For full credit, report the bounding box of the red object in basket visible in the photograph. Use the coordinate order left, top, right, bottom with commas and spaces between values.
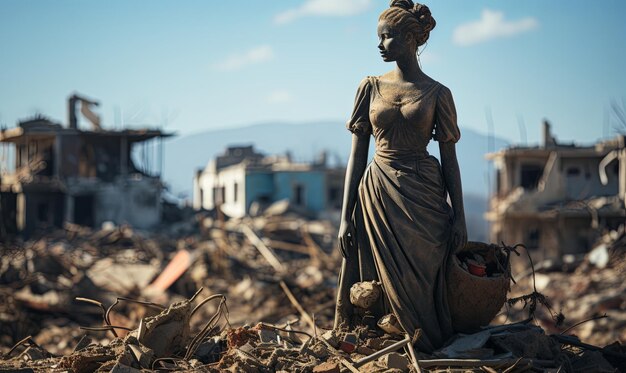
468, 262, 487, 277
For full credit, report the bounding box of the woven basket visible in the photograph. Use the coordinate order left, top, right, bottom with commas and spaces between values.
446, 241, 511, 333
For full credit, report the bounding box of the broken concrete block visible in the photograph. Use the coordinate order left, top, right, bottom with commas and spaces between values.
356, 345, 376, 355
308, 341, 331, 359
321, 330, 339, 348
87, 259, 158, 295
58, 344, 119, 373
15, 286, 68, 311
313, 361, 340, 373
365, 337, 385, 350
350, 281, 381, 309
377, 313, 403, 335
137, 297, 192, 357
127, 343, 154, 369
379, 352, 409, 372
115, 344, 141, 369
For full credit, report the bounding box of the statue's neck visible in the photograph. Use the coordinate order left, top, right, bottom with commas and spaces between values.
395, 54, 422, 82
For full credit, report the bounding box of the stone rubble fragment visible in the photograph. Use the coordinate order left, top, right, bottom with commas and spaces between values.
349, 281, 381, 309
379, 351, 409, 372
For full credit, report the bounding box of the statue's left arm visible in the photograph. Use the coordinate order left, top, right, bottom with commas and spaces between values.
439, 141, 467, 251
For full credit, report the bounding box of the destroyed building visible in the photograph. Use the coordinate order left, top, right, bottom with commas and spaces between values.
0, 94, 173, 237
193, 145, 345, 218
486, 121, 626, 258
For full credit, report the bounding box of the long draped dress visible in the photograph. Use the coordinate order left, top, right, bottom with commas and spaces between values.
335, 76, 461, 353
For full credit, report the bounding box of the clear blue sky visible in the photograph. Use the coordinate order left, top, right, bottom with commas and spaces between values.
1, 0, 625, 145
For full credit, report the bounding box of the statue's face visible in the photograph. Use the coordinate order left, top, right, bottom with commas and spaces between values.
377, 19, 412, 62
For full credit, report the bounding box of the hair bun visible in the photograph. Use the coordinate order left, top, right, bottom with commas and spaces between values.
412, 3, 436, 33
383, 1, 436, 47
389, 1, 436, 34
389, 0, 414, 11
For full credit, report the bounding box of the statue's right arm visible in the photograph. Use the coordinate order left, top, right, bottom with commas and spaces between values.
338, 133, 370, 258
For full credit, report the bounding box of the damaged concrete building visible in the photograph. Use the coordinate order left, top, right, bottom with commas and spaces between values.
486, 121, 626, 258
193, 145, 345, 218
0, 94, 172, 237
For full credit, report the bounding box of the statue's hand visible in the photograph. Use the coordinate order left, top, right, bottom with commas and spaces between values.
338, 219, 356, 258
451, 217, 468, 252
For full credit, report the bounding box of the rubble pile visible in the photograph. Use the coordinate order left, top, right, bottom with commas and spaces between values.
2, 291, 624, 372
0, 223, 174, 357
0, 206, 343, 366
0, 211, 624, 372
497, 226, 626, 348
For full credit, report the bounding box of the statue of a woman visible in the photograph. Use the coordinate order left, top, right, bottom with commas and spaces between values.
335, 0, 467, 353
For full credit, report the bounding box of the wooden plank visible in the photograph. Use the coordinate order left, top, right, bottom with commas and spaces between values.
242, 224, 285, 273
279, 280, 315, 330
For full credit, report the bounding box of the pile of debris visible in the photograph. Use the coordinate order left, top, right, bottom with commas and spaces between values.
1, 208, 625, 372
2, 288, 624, 372
0, 204, 341, 359
0, 223, 173, 357
498, 226, 626, 348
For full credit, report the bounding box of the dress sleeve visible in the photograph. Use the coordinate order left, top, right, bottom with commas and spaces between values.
346, 78, 373, 136
433, 85, 461, 143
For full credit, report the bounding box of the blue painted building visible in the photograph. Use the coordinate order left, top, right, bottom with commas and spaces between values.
194, 146, 344, 218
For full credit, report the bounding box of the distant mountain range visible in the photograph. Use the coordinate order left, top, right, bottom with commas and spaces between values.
161, 121, 509, 241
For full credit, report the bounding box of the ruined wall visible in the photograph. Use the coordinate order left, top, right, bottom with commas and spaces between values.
557, 216, 596, 255
95, 178, 161, 229
561, 157, 619, 199
492, 213, 609, 261
273, 171, 326, 213
194, 168, 215, 211
0, 192, 18, 235
325, 169, 345, 210
493, 216, 560, 261
194, 162, 247, 213
510, 155, 549, 193
215, 165, 246, 218
21, 191, 65, 235
67, 177, 162, 230
245, 172, 274, 212
56, 134, 81, 178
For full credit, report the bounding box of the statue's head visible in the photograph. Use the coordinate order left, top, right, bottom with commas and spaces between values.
377, 0, 436, 62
